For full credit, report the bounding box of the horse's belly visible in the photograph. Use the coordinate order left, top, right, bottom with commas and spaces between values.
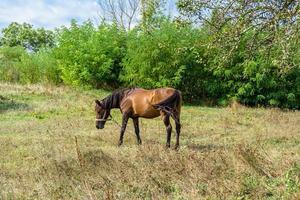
133, 107, 160, 118
139, 110, 160, 118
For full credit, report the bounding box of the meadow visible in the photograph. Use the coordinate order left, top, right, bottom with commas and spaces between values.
0, 82, 299, 199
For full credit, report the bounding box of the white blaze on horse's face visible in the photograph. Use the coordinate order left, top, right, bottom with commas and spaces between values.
95, 100, 106, 129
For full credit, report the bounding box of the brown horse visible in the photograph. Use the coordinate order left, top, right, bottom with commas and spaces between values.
94, 88, 182, 148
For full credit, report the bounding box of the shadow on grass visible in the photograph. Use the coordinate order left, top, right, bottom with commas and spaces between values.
0, 95, 29, 113
83, 149, 116, 168
187, 144, 223, 152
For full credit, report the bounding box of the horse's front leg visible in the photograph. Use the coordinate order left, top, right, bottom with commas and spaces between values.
133, 117, 142, 145
118, 114, 129, 146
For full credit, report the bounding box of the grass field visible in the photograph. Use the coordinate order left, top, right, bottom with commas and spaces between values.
0, 82, 299, 200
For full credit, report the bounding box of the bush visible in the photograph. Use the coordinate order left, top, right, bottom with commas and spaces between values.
0, 46, 26, 82
0, 46, 61, 84
204, 29, 300, 109
1, 19, 299, 108
17, 49, 61, 84
54, 20, 126, 88
121, 19, 208, 102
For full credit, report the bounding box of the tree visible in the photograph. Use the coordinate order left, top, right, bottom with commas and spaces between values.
0, 22, 55, 52
121, 19, 205, 98
177, 0, 300, 69
54, 20, 126, 88
96, 0, 169, 30
176, 0, 300, 108
140, 0, 162, 29
97, 0, 141, 30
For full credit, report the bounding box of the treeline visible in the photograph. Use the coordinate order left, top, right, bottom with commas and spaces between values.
0, 0, 299, 108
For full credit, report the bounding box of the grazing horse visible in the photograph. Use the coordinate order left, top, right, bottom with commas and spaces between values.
94, 88, 182, 149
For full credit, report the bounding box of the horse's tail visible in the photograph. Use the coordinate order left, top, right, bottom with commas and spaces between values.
177, 90, 182, 116
153, 89, 182, 115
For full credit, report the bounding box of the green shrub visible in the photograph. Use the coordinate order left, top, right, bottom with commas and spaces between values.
0, 46, 26, 82
1, 18, 299, 109
121, 19, 208, 102
0, 46, 60, 84
204, 29, 300, 109
17, 49, 61, 84
54, 20, 126, 88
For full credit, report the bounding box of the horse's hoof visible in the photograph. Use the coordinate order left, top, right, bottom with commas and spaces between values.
174, 145, 180, 150
118, 141, 123, 146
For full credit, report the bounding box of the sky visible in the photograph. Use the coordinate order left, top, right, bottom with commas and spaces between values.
0, 0, 101, 29
0, 0, 177, 30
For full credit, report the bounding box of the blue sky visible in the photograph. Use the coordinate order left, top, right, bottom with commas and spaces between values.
0, 0, 177, 30
0, 0, 101, 29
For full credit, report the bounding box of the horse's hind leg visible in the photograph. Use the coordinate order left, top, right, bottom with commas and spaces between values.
175, 118, 181, 150
118, 114, 129, 146
171, 114, 181, 150
133, 117, 142, 145
163, 115, 172, 148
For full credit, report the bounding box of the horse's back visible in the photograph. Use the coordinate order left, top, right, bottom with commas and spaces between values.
121, 88, 178, 118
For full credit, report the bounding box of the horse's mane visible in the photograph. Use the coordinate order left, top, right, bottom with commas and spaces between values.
102, 87, 136, 109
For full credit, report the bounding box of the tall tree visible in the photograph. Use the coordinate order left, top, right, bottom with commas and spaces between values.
97, 0, 170, 30
177, 0, 300, 69
0, 22, 55, 52
97, 0, 140, 30
175, 0, 300, 108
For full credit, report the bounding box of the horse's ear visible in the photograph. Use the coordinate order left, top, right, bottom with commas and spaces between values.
95, 100, 101, 106
95, 100, 104, 108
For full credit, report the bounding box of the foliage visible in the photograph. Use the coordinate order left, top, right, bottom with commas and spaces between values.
122, 19, 208, 102
203, 27, 300, 108
0, 46, 26, 82
176, 0, 300, 108
0, 0, 299, 108
140, 0, 164, 30
0, 46, 60, 84
18, 49, 61, 84
54, 20, 126, 88
0, 22, 55, 52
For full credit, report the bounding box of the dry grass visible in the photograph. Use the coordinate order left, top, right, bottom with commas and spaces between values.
0, 82, 299, 199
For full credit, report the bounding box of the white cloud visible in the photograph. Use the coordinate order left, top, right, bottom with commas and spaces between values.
0, 0, 101, 29
0, 0, 179, 30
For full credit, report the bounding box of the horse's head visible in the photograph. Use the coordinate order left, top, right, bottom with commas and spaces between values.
95, 100, 110, 129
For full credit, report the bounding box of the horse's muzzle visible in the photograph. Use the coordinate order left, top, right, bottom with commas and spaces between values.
96, 125, 104, 129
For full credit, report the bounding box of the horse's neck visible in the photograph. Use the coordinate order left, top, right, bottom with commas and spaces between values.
104, 90, 124, 109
